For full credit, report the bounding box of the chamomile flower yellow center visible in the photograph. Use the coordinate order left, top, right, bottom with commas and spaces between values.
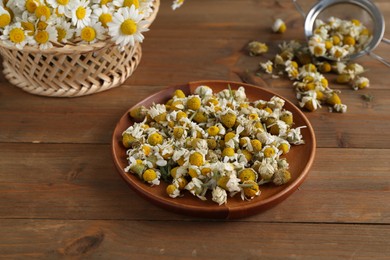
0, 13, 11, 28
21, 21, 35, 35
187, 96, 201, 110
207, 125, 219, 136
57, 0, 69, 5
222, 147, 235, 157
76, 6, 87, 20
100, 0, 113, 5
143, 169, 157, 182
80, 26, 96, 42
148, 132, 163, 146
9, 28, 25, 43
238, 169, 256, 182
99, 13, 112, 28
25, 0, 40, 13
37, 21, 48, 30
56, 27, 66, 42
34, 30, 50, 44
189, 152, 203, 166
174, 89, 186, 98
120, 19, 137, 35
35, 5, 51, 20
123, 0, 139, 8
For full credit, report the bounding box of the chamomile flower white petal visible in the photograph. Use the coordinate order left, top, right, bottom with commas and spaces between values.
172, 0, 184, 10
113, 0, 139, 9
46, 0, 76, 15
53, 16, 75, 43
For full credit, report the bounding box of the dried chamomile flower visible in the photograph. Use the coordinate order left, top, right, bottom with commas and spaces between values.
272, 18, 286, 33
122, 85, 306, 205
212, 186, 227, 205
260, 60, 273, 74
247, 41, 268, 56
309, 17, 372, 60
352, 76, 369, 90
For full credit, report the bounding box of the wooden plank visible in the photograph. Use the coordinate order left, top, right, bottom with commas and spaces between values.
0, 219, 388, 259
0, 144, 388, 223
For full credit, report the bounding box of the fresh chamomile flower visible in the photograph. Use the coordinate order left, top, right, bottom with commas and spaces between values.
0, 5, 12, 29
53, 16, 75, 43
9, 0, 40, 14
0, 22, 31, 49
107, 5, 149, 48
33, 24, 58, 50
172, 0, 184, 10
91, 0, 113, 6
113, 0, 139, 9
76, 19, 105, 44
69, 0, 92, 28
138, 0, 154, 19
91, 4, 114, 28
46, 0, 76, 15
34, 3, 51, 21
15, 11, 36, 36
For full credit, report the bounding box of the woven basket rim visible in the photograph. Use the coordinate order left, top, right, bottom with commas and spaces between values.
0, 0, 160, 54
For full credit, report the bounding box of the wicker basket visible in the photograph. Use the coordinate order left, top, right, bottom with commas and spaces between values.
0, 0, 160, 97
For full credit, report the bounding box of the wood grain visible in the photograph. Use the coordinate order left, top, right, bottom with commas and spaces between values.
0, 0, 389, 258
0, 144, 388, 223
0, 219, 389, 259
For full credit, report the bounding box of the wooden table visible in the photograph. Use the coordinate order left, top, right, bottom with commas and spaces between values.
1, 0, 389, 258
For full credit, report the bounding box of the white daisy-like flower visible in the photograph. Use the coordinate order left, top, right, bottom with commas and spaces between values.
53, 17, 75, 43
107, 5, 148, 48
113, 0, 139, 8
0, 5, 12, 29
0, 22, 32, 49
139, 0, 154, 18
46, 0, 76, 15
91, 4, 114, 28
15, 11, 37, 37
172, 0, 184, 10
68, 0, 92, 28
7, 0, 40, 14
91, 0, 114, 6
76, 19, 105, 44
33, 25, 58, 50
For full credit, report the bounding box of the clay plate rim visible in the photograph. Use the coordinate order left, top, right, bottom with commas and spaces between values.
112, 80, 316, 219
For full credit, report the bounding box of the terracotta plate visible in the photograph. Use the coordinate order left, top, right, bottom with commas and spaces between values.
112, 80, 316, 219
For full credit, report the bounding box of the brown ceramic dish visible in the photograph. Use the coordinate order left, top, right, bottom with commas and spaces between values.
112, 80, 316, 219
